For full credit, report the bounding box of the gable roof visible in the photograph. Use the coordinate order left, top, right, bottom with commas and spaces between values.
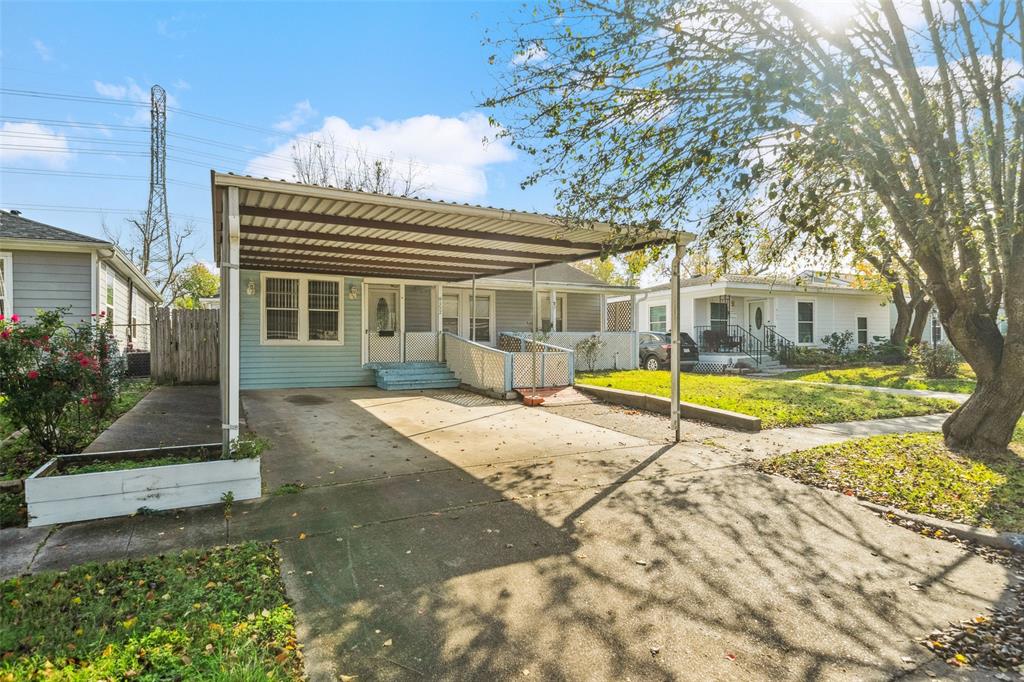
1, 210, 107, 243
483, 262, 618, 287
642, 272, 858, 292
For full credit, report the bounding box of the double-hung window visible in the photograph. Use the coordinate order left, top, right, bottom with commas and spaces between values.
649, 305, 667, 333
797, 301, 814, 344
857, 316, 868, 345
0, 252, 11, 317
105, 270, 115, 321
262, 274, 342, 344
709, 302, 729, 331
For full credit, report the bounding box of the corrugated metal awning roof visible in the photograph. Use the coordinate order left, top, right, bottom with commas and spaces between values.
211, 173, 692, 282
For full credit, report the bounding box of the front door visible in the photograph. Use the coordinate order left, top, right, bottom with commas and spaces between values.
366, 286, 401, 363
747, 300, 766, 343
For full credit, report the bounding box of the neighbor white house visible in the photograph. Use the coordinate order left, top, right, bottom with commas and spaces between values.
613, 271, 891, 368
0, 210, 163, 351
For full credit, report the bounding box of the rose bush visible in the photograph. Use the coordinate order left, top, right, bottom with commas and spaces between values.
0, 308, 125, 454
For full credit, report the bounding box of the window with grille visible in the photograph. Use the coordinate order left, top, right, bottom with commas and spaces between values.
472, 294, 491, 342
308, 280, 339, 341
649, 305, 667, 333
710, 302, 729, 331
265, 277, 300, 340
262, 274, 344, 344
537, 293, 566, 332
857, 316, 868, 345
442, 294, 460, 334
797, 301, 815, 344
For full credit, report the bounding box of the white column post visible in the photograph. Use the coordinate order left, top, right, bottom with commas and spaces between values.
531, 265, 538, 395
670, 241, 683, 443
398, 284, 406, 361
600, 294, 607, 332
549, 289, 558, 333
436, 284, 444, 360
470, 275, 477, 342
221, 186, 241, 454
631, 293, 640, 369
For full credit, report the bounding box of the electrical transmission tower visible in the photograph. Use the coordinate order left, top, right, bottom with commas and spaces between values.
144, 84, 171, 290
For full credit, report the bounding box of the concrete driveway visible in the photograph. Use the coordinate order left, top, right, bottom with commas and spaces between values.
236, 387, 1014, 681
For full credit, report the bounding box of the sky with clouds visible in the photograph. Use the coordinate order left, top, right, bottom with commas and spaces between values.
0, 2, 548, 265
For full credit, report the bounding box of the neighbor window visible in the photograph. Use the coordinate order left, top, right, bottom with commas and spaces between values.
649, 305, 667, 333
105, 270, 115, 321
0, 252, 11, 317
797, 301, 814, 344
857, 316, 868, 345
472, 294, 492, 342
262, 274, 343, 344
931, 315, 942, 344
710, 301, 729, 331
442, 294, 460, 335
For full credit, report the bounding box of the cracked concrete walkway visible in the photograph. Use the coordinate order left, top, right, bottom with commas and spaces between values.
0, 388, 1009, 681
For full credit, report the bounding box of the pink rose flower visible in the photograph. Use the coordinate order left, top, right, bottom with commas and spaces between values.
27, 370, 39, 379
9, 314, 19, 323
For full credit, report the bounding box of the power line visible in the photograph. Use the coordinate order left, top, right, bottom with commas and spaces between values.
4, 202, 208, 222
0, 166, 207, 190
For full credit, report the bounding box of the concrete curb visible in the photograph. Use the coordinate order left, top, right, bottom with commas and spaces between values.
575, 384, 761, 432
857, 499, 1024, 554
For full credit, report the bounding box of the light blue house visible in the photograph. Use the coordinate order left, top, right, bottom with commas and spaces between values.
211, 174, 686, 447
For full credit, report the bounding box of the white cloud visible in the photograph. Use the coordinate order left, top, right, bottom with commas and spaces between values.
511, 43, 548, 66
273, 100, 317, 133
93, 78, 179, 124
245, 112, 516, 202
0, 122, 72, 167
32, 39, 53, 62
173, 79, 191, 91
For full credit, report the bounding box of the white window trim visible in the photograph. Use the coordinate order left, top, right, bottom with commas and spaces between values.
709, 300, 730, 328
0, 252, 12, 317
796, 299, 815, 346
648, 304, 668, 333
856, 315, 869, 345
260, 272, 345, 346
469, 290, 497, 344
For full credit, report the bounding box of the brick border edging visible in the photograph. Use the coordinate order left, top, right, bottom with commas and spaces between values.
574, 384, 761, 432
857, 499, 1024, 554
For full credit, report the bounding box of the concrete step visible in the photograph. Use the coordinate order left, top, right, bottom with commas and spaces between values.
366, 361, 446, 370
376, 378, 461, 391
375, 368, 457, 381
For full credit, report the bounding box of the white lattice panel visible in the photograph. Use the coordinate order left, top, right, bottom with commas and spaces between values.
443, 334, 508, 394
404, 332, 439, 362
542, 332, 637, 371
368, 334, 401, 363
510, 352, 572, 388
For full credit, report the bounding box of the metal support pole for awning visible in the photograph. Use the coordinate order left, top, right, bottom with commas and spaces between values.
471, 275, 477, 342
531, 264, 538, 397
670, 240, 683, 443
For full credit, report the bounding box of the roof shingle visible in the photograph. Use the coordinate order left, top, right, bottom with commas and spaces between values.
1, 210, 107, 244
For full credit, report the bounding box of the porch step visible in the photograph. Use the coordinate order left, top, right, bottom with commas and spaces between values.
372, 362, 461, 391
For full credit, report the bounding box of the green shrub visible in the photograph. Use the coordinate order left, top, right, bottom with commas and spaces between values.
574, 334, 606, 372
0, 309, 125, 454
872, 340, 909, 365
910, 343, 962, 379
820, 330, 854, 356
785, 347, 839, 367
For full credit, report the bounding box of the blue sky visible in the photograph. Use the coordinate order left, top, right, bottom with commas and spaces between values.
0, 1, 549, 265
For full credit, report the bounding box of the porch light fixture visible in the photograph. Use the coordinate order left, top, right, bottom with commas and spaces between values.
348, 285, 359, 300
246, 279, 256, 296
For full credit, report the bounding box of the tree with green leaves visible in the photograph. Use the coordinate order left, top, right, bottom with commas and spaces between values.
172, 263, 219, 309
487, 0, 1023, 451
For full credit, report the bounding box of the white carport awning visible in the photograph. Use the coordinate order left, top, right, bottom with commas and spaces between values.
211, 173, 692, 281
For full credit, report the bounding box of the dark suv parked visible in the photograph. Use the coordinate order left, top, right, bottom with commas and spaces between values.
639, 332, 699, 371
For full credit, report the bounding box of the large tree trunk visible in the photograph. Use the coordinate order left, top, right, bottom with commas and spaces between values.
943, 372, 1024, 451
889, 281, 912, 345
907, 299, 932, 346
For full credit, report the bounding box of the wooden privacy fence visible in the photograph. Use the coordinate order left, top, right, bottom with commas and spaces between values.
149, 308, 219, 384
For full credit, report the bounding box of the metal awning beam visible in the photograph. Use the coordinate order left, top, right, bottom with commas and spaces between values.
239, 237, 516, 270
238, 250, 489, 275
241, 225, 566, 261
239, 259, 465, 282
240, 205, 605, 251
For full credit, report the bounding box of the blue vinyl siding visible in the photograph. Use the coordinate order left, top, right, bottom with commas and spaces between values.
239, 270, 373, 389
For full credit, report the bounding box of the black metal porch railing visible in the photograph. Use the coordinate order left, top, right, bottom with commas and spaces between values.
694, 324, 765, 365
764, 325, 795, 364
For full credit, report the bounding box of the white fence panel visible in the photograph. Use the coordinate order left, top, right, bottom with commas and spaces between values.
443, 333, 509, 395
404, 331, 439, 361
501, 332, 636, 371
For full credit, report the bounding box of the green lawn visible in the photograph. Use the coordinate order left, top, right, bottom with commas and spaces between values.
0, 380, 153, 481
576, 370, 960, 428
758, 425, 1024, 532
0, 543, 302, 680
780, 364, 976, 394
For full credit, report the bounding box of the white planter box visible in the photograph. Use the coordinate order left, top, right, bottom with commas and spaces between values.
25, 445, 261, 527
